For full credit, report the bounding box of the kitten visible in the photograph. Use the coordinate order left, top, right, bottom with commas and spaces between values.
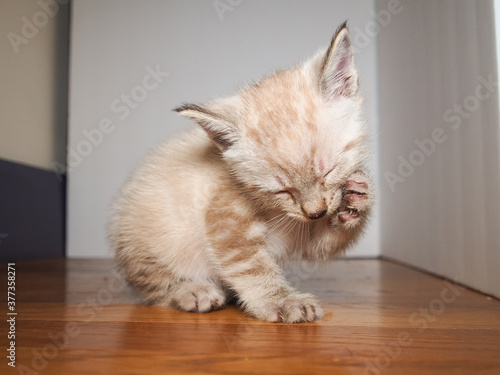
108, 22, 373, 323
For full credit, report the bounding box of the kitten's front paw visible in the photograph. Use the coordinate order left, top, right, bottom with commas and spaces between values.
168, 281, 226, 313
246, 293, 324, 323
335, 170, 372, 226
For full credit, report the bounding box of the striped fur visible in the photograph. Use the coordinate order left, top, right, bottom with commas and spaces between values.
108, 24, 373, 323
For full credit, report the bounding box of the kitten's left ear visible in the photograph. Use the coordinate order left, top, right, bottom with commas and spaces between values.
320, 22, 359, 101
174, 102, 238, 151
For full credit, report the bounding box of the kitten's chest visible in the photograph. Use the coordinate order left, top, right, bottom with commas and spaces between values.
265, 217, 319, 257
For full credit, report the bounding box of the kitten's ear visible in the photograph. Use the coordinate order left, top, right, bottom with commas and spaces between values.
320, 22, 359, 101
174, 103, 237, 151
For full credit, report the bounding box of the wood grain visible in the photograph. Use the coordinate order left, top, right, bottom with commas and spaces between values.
1, 259, 499, 374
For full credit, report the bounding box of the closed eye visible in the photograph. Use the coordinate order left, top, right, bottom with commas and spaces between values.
274, 190, 294, 198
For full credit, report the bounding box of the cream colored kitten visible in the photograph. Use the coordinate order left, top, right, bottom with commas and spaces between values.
108, 23, 373, 323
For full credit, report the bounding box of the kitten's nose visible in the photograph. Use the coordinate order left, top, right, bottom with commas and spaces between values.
307, 209, 327, 220
302, 196, 328, 220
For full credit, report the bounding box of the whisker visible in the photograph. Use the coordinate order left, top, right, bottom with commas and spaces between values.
264, 215, 288, 234
283, 220, 298, 238
265, 214, 289, 237
300, 222, 305, 254
263, 213, 286, 225
270, 217, 294, 239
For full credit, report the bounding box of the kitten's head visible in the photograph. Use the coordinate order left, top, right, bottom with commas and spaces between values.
175, 22, 368, 222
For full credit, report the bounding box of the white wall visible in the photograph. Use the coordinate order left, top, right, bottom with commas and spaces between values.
496, 0, 500, 148
377, 0, 500, 298
0, 0, 68, 169
68, 0, 380, 258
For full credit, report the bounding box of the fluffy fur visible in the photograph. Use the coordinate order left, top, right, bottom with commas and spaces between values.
108, 23, 373, 323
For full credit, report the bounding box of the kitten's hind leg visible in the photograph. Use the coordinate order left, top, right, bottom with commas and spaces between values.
118, 255, 226, 313
165, 280, 226, 313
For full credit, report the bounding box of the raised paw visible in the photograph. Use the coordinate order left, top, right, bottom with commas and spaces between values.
246, 293, 324, 323
337, 170, 372, 225
168, 281, 226, 313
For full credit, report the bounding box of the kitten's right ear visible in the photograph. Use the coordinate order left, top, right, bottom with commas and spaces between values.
174, 103, 237, 151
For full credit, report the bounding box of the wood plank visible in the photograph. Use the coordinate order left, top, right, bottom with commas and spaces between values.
0, 259, 498, 374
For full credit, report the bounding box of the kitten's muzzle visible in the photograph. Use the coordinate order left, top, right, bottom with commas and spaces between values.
301, 198, 328, 220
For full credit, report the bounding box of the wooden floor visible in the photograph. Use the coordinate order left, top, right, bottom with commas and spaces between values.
1, 259, 499, 374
